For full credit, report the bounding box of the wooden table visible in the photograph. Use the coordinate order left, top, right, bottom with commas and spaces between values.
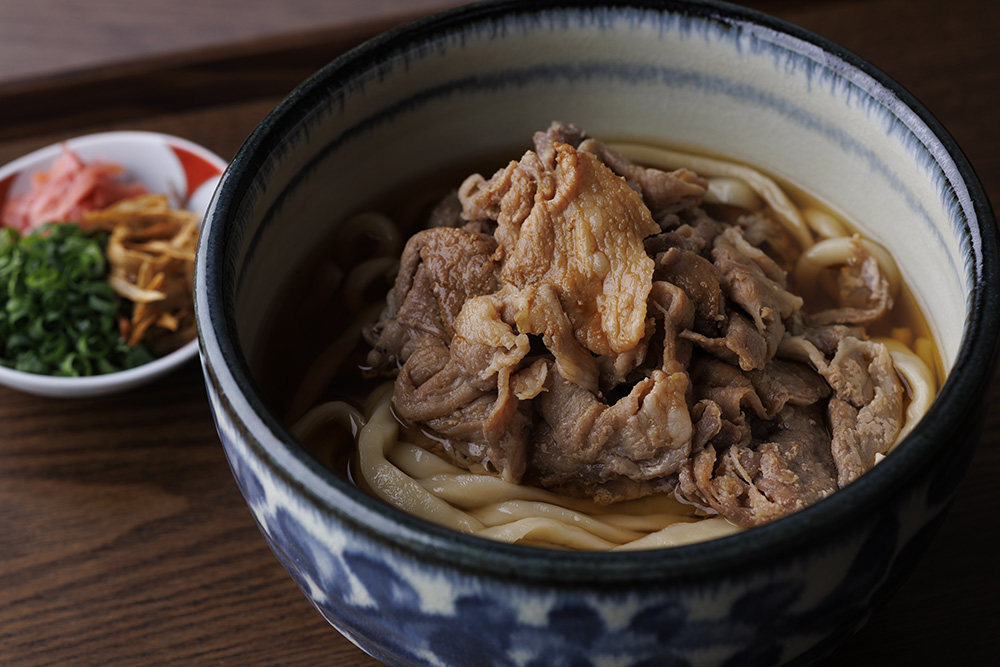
1, 1, 997, 665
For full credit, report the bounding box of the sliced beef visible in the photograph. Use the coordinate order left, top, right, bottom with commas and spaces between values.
460, 140, 660, 359
532, 121, 590, 168
654, 245, 726, 329
597, 316, 655, 391
676, 208, 727, 247
648, 280, 696, 375
807, 239, 893, 327
679, 404, 839, 527
531, 369, 693, 504
789, 319, 868, 357
747, 359, 831, 416
690, 355, 768, 422
427, 189, 464, 228
577, 139, 708, 219
501, 283, 600, 393
362, 122, 913, 529
644, 226, 707, 256
365, 227, 500, 370
820, 336, 904, 486
712, 226, 803, 364
532, 121, 708, 220
736, 210, 800, 273
682, 311, 770, 372
690, 399, 750, 452
392, 334, 532, 482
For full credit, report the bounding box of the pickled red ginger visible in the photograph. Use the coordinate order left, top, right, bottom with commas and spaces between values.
1, 145, 147, 231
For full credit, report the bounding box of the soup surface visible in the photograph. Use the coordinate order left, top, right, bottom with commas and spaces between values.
259, 122, 939, 551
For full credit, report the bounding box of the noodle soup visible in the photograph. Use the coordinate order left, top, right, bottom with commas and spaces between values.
257, 123, 940, 551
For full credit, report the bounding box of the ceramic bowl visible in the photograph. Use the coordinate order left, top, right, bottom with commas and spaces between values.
0, 130, 226, 398
194, 1, 999, 665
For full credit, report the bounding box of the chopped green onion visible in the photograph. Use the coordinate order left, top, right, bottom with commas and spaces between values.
0, 223, 154, 377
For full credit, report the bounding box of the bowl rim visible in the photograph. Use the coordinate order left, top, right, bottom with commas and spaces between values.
197, 0, 1000, 583
0, 130, 226, 398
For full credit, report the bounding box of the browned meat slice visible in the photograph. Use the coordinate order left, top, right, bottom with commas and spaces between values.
820, 336, 903, 486
644, 226, 707, 256
786, 318, 868, 357
456, 283, 600, 394
746, 359, 831, 416
532, 121, 708, 221
654, 246, 726, 329
681, 312, 770, 371
598, 279, 696, 393
688, 353, 828, 429
648, 280, 696, 375
393, 339, 484, 422
679, 404, 839, 527
743, 405, 840, 523
361, 123, 911, 528
578, 139, 708, 219
712, 226, 803, 364
689, 354, 768, 423
597, 317, 655, 391
736, 211, 800, 273
392, 334, 532, 482
460, 140, 660, 361
807, 240, 893, 327
689, 399, 750, 452
679, 208, 727, 247
365, 227, 500, 370
678, 353, 835, 527
532, 121, 589, 168
505, 283, 600, 393
531, 369, 693, 504
427, 190, 463, 228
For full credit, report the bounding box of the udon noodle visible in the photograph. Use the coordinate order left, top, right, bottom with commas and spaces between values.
279, 124, 938, 551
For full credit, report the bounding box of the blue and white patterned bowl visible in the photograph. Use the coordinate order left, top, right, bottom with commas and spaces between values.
194, 1, 999, 665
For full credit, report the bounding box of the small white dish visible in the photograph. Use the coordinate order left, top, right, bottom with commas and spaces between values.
0, 130, 227, 398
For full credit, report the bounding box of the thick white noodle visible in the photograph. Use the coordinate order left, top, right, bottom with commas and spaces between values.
609, 142, 814, 250
473, 502, 646, 543
703, 176, 760, 211
803, 207, 849, 239
357, 397, 486, 533
388, 442, 695, 526
614, 517, 741, 551
342, 257, 399, 313
291, 401, 364, 442
336, 211, 403, 258
476, 518, 621, 551
345, 390, 741, 550
283, 301, 385, 424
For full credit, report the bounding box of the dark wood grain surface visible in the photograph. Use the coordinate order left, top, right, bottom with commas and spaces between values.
1, 1, 997, 665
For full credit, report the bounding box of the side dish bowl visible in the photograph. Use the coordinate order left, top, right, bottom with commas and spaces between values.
195, 1, 999, 665
0, 130, 226, 398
